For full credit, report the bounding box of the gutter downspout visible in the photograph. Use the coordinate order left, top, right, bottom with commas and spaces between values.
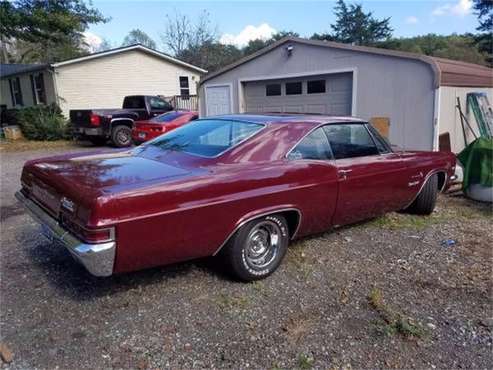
47, 66, 61, 107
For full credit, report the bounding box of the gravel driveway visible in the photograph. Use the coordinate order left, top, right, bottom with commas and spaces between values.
1, 144, 492, 369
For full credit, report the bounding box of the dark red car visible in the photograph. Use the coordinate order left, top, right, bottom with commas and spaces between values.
132, 110, 198, 144
16, 114, 456, 281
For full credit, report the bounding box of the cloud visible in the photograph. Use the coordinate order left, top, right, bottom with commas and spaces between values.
405, 16, 419, 24
83, 32, 103, 52
220, 23, 276, 47
432, 0, 472, 17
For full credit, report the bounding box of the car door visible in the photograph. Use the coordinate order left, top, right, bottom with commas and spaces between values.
286, 127, 339, 235
323, 123, 410, 226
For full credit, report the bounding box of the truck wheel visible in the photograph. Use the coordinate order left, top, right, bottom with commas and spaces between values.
404, 174, 438, 215
220, 214, 289, 281
88, 137, 107, 146
111, 125, 132, 147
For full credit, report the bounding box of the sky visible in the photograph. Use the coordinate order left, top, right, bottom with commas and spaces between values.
84, 0, 481, 51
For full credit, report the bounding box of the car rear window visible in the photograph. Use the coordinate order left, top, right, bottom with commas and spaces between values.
152, 111, 184, 123
145, 119, 264, 157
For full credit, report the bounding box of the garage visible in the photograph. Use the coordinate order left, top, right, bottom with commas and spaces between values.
199, 36, 492, 152
244, 72, 353, 115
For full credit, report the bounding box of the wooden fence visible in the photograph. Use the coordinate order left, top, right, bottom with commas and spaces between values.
164, 95, 199, 111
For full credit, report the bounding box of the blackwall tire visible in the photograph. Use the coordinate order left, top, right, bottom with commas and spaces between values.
111, 125, 132, 147
221, 214, 289, 282
404, 174, 438, 215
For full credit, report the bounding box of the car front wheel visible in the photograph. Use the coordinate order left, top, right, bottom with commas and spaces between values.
221, 214, 289, 281
111, 125, 132, 147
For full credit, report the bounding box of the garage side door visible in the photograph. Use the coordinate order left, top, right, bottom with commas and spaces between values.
245, 73, 352, 115
205, 85, 232, 116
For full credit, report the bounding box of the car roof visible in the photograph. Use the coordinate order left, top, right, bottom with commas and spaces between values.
204, 113, 366, 126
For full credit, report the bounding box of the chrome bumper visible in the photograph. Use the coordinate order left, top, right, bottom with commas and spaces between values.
15, 191, 115, 277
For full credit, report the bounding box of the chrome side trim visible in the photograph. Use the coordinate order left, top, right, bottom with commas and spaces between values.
402, 170, 447, 209
212, 207, 302, 256
15, 191, 115, 277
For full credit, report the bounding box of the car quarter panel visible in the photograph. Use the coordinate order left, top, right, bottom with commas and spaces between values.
112, 160, 339, 273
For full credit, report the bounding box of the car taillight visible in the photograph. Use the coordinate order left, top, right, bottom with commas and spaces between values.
90, 114, 101, 126
161, 126, 167, 132
80, 227, 115, 244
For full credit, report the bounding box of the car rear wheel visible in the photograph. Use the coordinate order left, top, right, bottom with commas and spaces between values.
111, 125, 132, 147
403, 173, 438, 215
221, 214, 289, 281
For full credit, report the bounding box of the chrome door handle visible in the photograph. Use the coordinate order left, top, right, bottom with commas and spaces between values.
338, 169, 353, 174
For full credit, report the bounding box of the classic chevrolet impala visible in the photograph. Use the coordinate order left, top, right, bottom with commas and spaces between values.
16, 114, 456, 281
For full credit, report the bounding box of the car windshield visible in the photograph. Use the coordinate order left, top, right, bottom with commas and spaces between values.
151, 111, 184, 123
144, 119, 264, 157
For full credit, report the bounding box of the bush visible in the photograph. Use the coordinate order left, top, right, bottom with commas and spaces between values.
16, 104, 70, 140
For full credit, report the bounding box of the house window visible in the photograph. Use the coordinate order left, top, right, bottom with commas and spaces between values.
30, 73, 46, 104
286, 82, 302, 95
179, 76, 190, 96
266, 83, 281, 96
307, 80, 326, 94
9, 77, 23, 106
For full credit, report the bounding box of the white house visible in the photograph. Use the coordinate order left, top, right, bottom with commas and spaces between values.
0, 44, 207, 117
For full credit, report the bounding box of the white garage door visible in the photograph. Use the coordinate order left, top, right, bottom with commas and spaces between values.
205, 85, 232, 116
245, 72, 353, 115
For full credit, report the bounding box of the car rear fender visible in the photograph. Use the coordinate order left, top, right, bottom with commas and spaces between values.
110, 118, 134, 130
212, 206, 302, 256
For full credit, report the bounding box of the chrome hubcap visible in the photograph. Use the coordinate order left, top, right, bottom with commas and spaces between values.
244, 221, 281, 270
117, 130, 130, 144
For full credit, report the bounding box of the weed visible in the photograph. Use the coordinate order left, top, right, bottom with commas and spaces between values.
368, 287, 427, 338
297, 353, 314, 370
215, 293, 249, 310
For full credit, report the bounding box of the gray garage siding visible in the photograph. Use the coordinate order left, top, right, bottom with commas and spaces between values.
200, 41, 436, 150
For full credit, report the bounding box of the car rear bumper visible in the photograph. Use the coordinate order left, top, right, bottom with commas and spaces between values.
74, 127, 105, 136
15, 191, 115, 277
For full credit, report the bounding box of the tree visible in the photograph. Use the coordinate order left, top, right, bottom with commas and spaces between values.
0, 0, 107, 63
177, 42, 242, 72
122, 29, 157, 49
161, 10, 217, 55
242, 31, 300, 56
472, 0, 493, 65
330, 0, 393, 45
377, 34, 489, 66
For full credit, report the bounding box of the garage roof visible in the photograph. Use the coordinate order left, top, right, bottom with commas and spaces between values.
201, 37, 493, 88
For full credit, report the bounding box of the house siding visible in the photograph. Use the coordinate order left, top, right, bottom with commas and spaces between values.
55, 50, 202, 116
200, 41, 436, 151
439, 86, 493, 153
1, 71, 56, 109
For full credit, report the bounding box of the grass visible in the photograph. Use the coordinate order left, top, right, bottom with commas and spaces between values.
215, 293, 249, 311
286, 244, 314, 279
297, 353, 314, 370
368, 287, 427, 338
366, 212, 446, 230
0, 139, 78, 152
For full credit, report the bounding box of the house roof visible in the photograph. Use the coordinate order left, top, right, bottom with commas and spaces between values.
0, 63, 50, 78
200, 36, 493, 88
52, 44, 207, 74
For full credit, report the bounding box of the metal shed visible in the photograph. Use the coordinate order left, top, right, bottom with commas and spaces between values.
199, 37, 493, 152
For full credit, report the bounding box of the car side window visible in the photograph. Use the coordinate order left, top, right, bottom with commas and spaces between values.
323, 124, 380, 159
367, 124, 392, 154
288, 128, 333, 161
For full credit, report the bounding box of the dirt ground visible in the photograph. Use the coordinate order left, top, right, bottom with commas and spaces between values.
1, 143, 492, 369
